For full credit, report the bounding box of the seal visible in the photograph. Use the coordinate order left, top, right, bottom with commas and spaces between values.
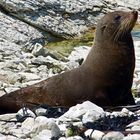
0, 10, 138, 114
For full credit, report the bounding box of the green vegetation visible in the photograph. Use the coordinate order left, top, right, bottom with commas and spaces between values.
134, 23, 140, 30
45, 27, 95, 56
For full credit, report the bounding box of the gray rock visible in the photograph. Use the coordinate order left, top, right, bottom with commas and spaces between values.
102, 131, 124, 140
31, 43, 48, 57
0, 11, 45, 50
0, 0, 105, 38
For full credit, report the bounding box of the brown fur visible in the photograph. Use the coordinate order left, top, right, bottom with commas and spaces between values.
0, 11, 138, 114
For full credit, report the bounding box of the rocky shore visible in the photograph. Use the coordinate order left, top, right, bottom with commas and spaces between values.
0, 0, 140, 139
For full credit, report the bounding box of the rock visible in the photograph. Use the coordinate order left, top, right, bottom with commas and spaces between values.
32, 129, 51, 140
66, 136, 84, 140
59, 137, 67, 140
0, 11, 45, 50
0, 113, 17, 121
34, 108, 48, 116
102, 131, 124, 140
21, 117, 35, 131
126, 120, 140, 131
16, 108, 36, 121
31, 43, 48, 57
0, 0, 104, 38
0, 135, 19, 140
59, 101, 104, 122
4, 87, 20, 93
85, 129, 105, 140
123, 134, 140, 140
68, 46, 90, 62
29, 116, 60, 138
18, 72, 41, 82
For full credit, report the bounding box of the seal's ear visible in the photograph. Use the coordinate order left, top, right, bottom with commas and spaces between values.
101, 25, 106, 32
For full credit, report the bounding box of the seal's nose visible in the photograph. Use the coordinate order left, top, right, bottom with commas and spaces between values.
132, 10, 138, 15
131, 10, 138, 20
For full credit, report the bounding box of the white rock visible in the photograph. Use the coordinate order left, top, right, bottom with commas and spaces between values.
59, 101, 104, 122
66, 136, 84, 140
84, 129, 93, 137
102, 131, 124, 140
85, 129, 104, 140
18, 72, 41, 82
59, 137, 67, 140
4, 87, 20, 93
30, 116, 60, 138
127, 120, 140, 130
0, 135, 19, 140
0, 113, 17, 121
123, 134, 140, 140
22, 117, 35, 131
91, 130, 105, 140
32, 129, 51, 140
68, 46, 90, 62
17, 108, 36, 119
35, 108, 47, 116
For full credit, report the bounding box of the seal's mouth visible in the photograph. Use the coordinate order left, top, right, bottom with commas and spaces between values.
113, 10, 138, 41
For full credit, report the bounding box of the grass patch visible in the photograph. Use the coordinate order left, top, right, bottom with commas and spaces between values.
134, 23, 140, 30
45, 27, 95, 56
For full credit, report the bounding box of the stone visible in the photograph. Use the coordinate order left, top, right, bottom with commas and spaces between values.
4, 87, 20, 93
0, 113, 17, 121
18, 72, 41, 82
34, 108, 48, 116
123, 134, 140, 140
31, 43, 48, 57
16, 108, 36, 121
102, 131, 124, 140
21, 117, 35, 131
0, 11, 45, 50
59, 101, 104, 122
91, 130, 105, 140
32, 129, 51, 140
30, 116, 60, 138
85, 129, 105, 140
0, 0, 128, 39
126, 120, 140, 130
66, 136, 84, 140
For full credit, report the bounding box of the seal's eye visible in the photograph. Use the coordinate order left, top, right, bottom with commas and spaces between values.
114, 15, 121, 21
101, 25, 106, 32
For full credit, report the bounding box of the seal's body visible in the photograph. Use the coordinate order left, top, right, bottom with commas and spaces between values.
0, 11, 138, 114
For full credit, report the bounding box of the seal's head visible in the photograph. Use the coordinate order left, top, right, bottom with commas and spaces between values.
95, 11, 138, 42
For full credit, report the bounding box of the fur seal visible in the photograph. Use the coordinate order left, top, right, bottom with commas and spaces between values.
0, 10, 138, 114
